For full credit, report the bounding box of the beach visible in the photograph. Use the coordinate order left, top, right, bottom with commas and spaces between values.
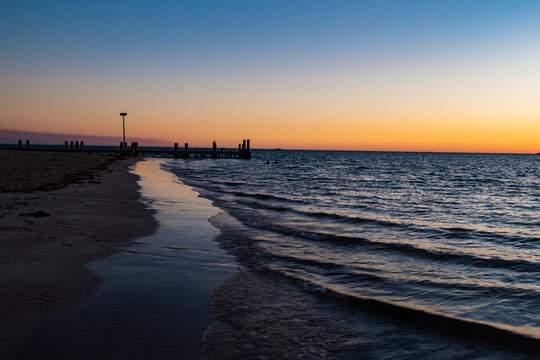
0, 150, 157, 357
4, 157, 237, 359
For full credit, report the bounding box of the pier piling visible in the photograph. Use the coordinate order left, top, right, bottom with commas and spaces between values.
5, 138, 252, 159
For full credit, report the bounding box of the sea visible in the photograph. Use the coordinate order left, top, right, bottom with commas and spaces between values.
162, 150, 540, 359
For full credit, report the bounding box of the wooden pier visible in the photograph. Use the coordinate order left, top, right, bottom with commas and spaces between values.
7, 139, 252, 159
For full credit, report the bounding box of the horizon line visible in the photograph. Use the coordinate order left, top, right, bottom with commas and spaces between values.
0, 128, 537, 155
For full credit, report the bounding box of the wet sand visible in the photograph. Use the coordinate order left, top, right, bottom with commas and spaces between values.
0, 151, 157, 358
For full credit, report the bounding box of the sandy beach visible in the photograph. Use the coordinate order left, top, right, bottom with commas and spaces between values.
0, 150, 157, 358
12, 158, 237, 359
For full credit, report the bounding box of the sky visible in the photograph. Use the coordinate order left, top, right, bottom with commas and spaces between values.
1, 0, 539, 152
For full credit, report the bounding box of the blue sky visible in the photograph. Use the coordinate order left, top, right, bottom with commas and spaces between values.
3, 0, 538, 74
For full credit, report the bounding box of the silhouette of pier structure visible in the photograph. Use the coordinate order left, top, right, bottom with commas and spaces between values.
10, 138, 252, 159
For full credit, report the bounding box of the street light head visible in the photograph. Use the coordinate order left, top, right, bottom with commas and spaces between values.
120, 112, 127, 116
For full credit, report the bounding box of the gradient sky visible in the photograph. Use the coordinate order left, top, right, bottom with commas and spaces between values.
1, 0, 539, 152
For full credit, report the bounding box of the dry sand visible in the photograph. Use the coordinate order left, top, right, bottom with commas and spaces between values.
0, 150, 157, 358
0, 150, 113, 192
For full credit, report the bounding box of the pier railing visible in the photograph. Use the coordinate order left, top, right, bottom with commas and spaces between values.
7, 139, 252, 159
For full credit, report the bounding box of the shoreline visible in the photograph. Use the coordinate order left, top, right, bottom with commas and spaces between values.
13, 158, 236, 359
0, 153, 157, 358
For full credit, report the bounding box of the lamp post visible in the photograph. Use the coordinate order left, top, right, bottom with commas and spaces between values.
120, 112, 127, 146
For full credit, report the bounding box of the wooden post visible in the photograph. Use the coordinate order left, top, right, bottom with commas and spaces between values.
212, 141, 217, 159
184, 143, 189, 158
120, 141, 124, 156
18, 139, 22, 150
75, 141, 79, 151
64, 141, 68, 151
25, 140, 30, 150
134, 142, 138, 156
174, 143, 178, 157
245, 139, 251, 159
70, 141, 74, 151
80, 141, 84, 151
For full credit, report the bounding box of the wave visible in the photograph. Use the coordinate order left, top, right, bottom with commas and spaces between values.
261, 266, 540, 352
229, 216, 540, 273
227, 191, 306, 204
232, 199, 539, 246
267, 252, 539, 300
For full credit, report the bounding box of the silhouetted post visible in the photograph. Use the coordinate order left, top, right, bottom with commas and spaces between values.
25, 140, 30, 150
174, 143, 178, 157
212, 141, 217, 159
18, 139, 22, 150
133, 142, 139, 156
245, 139, 251, 159
120, 141, 124, 156
70, 141, 74, 151
184, 143, 189, 158
64, 141, 68, 151
75, 141, 79, 151
80, 141, 84, 151
120, 113, 127, 147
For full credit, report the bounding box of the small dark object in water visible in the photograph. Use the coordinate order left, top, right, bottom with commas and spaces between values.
274, 160, 278, 164
266, 160, 270, 165
19, 210, 50, 217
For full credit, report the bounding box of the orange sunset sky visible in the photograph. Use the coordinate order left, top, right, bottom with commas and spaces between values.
1, 1, 539, 153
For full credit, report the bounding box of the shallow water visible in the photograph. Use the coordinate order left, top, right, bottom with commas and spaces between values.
164, 150, 540, 358
19, 159, 236, 359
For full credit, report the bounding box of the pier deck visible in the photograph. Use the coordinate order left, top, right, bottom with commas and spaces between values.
1, 139, 252, 159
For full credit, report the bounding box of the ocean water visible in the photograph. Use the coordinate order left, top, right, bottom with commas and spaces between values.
163, 150, 539, 358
